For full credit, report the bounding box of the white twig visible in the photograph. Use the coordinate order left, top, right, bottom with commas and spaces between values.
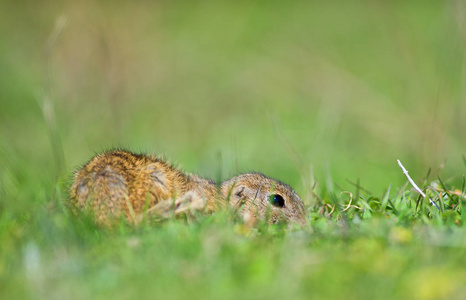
397, 160, 426, 197
397, 160, 439, 209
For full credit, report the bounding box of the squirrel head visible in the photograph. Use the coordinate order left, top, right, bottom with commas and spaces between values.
220, 173, 307, 226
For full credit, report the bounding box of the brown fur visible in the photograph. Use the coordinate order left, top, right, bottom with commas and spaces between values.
69, 150, 306, 226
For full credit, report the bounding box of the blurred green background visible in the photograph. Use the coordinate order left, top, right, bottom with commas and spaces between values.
1, 1, 466, 300
1, 0, 465, 199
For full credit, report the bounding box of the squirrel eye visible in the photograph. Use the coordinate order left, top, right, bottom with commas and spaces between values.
270, 194, 285, 208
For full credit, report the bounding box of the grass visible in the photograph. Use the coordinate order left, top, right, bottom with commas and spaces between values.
0, 170, 465, 299
1, 0, 466, 299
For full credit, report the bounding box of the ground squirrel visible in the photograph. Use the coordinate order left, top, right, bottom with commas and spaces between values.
69, 150, 306, 226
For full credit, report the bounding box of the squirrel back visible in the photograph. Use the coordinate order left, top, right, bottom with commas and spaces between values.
69, 150, 218, 225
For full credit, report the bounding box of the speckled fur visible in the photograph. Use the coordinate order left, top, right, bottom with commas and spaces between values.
70, 150, 306, 226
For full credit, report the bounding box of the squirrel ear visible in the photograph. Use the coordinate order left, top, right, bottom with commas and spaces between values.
225, 184, 245, 200
228, 185, 246, 208
233, 185, 245, 198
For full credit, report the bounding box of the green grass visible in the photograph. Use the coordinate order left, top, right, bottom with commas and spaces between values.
0, 172, 465, 299
1, 0, 466, 299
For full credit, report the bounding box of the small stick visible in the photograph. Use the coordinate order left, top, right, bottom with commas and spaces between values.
397, 160, 440, 210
